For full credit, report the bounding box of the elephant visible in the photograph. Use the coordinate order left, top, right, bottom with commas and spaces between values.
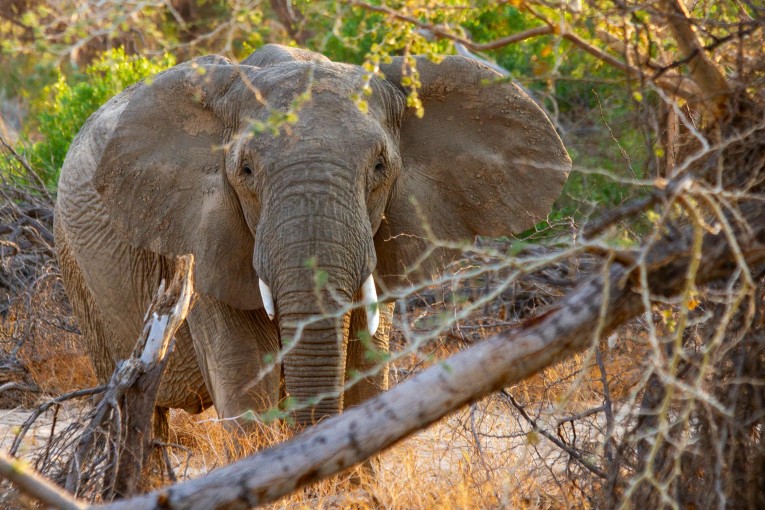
54, 44, 571, 426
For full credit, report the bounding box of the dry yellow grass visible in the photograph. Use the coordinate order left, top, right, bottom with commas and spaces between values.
149, 322, 647, 510
161, 401, 595, 509
1, 273, 96, 402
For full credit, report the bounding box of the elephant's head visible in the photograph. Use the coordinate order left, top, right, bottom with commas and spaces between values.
94, 44, 570, 424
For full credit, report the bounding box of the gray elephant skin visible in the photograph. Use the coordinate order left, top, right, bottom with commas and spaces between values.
54, 44, 571, 425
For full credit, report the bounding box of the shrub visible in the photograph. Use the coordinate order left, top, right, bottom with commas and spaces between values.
21, 48, 176, 186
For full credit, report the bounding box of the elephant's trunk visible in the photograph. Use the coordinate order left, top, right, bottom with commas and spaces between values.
254, 163, 376, 424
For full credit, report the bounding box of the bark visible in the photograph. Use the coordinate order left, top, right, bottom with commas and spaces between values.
0, 451, 85, 510
659, 0, 731, 117
90, 201, 765, 510
65, 255, 195, 498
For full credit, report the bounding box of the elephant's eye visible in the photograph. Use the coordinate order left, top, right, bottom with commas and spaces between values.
374, 158, 385, 174
242, 163, 253, 175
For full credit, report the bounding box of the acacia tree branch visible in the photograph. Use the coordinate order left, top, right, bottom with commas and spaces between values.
351, 1, 553, 51
88, 201, 765, 510
352, 1, 701, 101
659, 0, 731, 115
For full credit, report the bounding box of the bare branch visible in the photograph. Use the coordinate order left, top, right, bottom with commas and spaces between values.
500, 390, 608, 479
353, 0, 552, 50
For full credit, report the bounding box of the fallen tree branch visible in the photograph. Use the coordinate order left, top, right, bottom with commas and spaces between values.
90, 201, 765, 510
0, 452, 85, 510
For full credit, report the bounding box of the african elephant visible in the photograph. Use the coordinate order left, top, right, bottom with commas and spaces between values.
54, 44, 570, 426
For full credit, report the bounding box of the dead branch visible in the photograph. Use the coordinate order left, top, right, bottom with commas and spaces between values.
0, 451, 85, 510
500, 390, 608, 479
4, 255, 195, 504
9, 386, 108, 457
86, 200, 765, 510
64, 254, 195, 499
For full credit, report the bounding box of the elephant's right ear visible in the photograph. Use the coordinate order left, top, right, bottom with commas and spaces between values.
94, 57, 263, 309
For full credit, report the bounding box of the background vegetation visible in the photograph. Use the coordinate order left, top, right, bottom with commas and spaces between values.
1, 1, 764, 508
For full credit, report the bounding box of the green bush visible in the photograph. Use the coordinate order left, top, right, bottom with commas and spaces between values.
21, 48, 175, 187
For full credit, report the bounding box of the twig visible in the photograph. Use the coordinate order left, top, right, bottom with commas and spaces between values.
581, 177, 692, 240
0, 133, 52, 201
352, 1, 552, 51
352, 1, 700, 100
10, 386, 108, 457
501, 390, 608, 479
0, 381, 40, 394
554, 405, 606, 428
595, 347, 615, 466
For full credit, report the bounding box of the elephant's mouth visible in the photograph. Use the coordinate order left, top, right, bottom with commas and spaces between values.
257, 274, 380, 336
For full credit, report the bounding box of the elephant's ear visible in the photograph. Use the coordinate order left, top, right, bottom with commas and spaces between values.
241, 43, 330, 67
376, 56, 571, 287
94, 57, 263, 309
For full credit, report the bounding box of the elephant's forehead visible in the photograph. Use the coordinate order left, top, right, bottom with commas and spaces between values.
254, 61, 365, 98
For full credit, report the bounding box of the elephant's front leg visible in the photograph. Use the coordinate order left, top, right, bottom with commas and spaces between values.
186, 293, 282, 421
344, 301, 395, 408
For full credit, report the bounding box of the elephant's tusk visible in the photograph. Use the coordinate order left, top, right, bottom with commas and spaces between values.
259, 279, 276, 320
361, 274, 380, 336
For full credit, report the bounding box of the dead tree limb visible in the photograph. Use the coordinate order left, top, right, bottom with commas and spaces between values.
90, 202, 765, 510
0, 452, 85, 510
63, 254, 195, 498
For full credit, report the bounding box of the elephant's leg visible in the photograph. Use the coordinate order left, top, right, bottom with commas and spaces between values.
344, 301, 394, 408
185, 293, 282, 421
156, 321, 212, 413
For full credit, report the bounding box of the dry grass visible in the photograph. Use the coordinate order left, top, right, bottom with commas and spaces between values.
1, 261, 96, 406
161, 398, 599, 509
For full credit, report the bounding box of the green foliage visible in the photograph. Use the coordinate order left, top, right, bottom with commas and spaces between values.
21, 48, 175, 186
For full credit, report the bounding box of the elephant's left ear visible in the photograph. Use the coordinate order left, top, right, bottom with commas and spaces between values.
375, 56, 571, 287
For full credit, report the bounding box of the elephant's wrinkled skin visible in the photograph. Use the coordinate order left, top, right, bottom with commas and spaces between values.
54, 44, 571, 425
